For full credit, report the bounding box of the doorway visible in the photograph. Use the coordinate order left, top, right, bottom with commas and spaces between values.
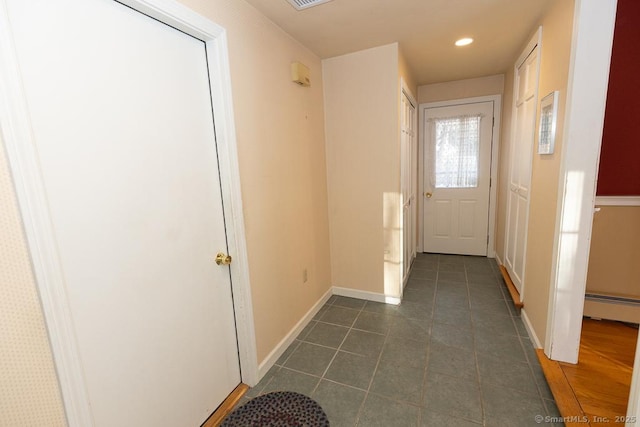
0, 0, 256, 425
419, 96, 501, 258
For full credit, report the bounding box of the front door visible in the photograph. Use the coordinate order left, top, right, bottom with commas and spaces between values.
422, 101, 494, 255
6, 0, 240, 425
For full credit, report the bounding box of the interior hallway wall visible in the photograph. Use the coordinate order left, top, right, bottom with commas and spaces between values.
597, 0, 640, 196
521, 0, 574, 346
496, 0, 575, 345
418, 74, 505, 104
586, 206, 640, 298
399, 47, 418, 98
323, 43, 400, 297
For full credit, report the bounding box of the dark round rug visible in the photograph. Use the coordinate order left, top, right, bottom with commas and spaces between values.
221, 391, 330, 427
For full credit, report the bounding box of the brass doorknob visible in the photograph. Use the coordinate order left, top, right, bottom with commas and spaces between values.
425, 192, 433, 198
215, 252, 232, 266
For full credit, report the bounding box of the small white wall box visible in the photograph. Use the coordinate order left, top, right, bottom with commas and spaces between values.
291, 62, 311, 87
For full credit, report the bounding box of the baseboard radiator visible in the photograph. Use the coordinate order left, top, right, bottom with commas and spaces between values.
584, 293, 640, 324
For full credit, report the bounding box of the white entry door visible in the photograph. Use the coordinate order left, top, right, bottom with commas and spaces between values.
504, 43, 540, 294
422, 101, 494, 255
6, 1, 240, 426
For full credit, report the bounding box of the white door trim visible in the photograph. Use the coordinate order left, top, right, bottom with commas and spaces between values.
401, 78, 418, 109
418, 95, 501, 258
0, 1, 257, 425
516, 27, 542, 72
629, 336, 640, 426
545, 0, 617, 363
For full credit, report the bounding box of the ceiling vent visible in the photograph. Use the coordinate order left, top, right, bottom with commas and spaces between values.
286, 0, 333, 11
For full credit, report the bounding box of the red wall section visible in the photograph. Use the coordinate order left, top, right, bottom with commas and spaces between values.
597, 0, 640, 196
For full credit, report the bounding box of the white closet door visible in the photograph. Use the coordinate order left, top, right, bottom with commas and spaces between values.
6, 0, 240, 425
401, 91, 417, 283
505, 45, 540, 294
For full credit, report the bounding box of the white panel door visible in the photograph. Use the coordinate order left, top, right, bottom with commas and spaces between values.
505, 46, 539, 294
401, 90, 417, 283
423, 101, 494, 255
6, 1, 240, 426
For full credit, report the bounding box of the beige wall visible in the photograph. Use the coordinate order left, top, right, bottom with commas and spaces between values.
0, 135, 67, 426
522, 0, 574, 345
323, 43, 401, 296
399, 47, 418, 99
1, 0, 332, 422
496, 0, 575, 344
180, 0, 332, 365
586, 206, 640, 297
418, 74, 505, 104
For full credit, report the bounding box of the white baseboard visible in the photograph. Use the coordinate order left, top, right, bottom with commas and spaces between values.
521, 308, 542, 349
332, 286, 401, 305
256, 288, 332, 381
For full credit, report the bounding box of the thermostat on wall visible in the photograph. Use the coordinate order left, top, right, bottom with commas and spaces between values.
291, 62, 310, 87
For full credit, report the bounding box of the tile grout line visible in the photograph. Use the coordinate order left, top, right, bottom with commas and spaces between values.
351, 298, 393, 427
417, 253, 441, 426
465, 259, 489, 427
311, 297, 367, 408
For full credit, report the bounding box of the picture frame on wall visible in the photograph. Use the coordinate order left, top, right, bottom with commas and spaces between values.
538, 91, 559, 155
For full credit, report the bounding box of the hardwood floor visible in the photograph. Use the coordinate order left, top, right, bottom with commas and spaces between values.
540, 318, 638, 426
536, 348, 586, 426
499, 265, 524, 309
202, 383, 249, 427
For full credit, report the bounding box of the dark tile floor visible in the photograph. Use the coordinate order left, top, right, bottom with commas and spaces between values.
241, 254, 563, 427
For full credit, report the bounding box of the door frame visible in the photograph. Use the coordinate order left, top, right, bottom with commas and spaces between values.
418, 95, 502, 258
0, 1, 258, 425
545, 0, 617, 362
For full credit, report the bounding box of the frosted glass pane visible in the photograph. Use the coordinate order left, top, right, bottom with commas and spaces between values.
433, 116, 481, 188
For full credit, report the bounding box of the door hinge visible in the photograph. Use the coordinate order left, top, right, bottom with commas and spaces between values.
487, 235, 490, 244
492, 117, 495, 127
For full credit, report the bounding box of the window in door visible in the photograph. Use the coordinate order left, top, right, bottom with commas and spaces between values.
431, 115, 482, 189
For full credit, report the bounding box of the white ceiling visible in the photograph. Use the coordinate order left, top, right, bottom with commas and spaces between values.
244, 0, 556, 85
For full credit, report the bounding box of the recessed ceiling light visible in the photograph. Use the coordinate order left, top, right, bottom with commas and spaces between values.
455, 38, 474, 47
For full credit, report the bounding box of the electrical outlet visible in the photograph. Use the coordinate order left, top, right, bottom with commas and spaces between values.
303, 268, 308, 283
